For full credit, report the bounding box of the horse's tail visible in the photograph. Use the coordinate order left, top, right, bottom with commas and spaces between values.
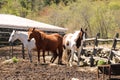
57, 35, 64, 64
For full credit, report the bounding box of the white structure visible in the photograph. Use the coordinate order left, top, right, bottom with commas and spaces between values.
0, 14, 67, 34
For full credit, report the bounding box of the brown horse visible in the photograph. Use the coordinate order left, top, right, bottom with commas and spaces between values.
27, 28, 63, 64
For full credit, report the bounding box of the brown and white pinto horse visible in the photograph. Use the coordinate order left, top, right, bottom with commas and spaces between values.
63, 28, 87, 66
27, 28, 63, 64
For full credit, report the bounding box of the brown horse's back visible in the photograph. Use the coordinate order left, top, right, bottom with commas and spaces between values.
44, 33, 63, 51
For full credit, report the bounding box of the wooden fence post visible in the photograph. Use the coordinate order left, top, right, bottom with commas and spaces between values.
112, 33, 119, 50
109, 33, 119, 60
93, 33, 100, 55
95, 33, 100, 47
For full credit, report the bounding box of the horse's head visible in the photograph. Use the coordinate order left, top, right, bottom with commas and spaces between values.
76, 28, 87, 48
28, 28, 45, 42
28, 28, 35, 42
8, 30, 18, 43
79, 28, 87, 40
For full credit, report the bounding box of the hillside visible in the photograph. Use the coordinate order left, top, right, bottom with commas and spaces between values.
0, 0, 120, 38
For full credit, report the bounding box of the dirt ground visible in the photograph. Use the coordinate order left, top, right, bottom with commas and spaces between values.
0, 46, 100, 80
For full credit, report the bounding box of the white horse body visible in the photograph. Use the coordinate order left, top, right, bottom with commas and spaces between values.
63, 33, 73, 49
63, 29, 86, 67
8, 30, 36, 62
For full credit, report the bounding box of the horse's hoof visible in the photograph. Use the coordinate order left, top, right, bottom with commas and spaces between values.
77, 65, 80, 67
70, 64, 73, 67
37, 62, 40, 65
50, 61, 54, 63
58, 62, 64, 65
77, 63, 80, 67
69, 63, 73, 67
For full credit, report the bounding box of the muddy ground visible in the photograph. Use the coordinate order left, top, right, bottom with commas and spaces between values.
0, 45, 109, 80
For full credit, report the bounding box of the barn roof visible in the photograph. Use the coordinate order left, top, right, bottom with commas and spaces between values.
0, 14, 67, 33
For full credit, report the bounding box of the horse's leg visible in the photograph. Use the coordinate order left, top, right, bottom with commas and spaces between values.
58, 48, 63, 65
69, 49, 74, 67
77, 46, 83, 66
50, 52, 54, 63
28, 49, 32, 63
50, 51, 53, 63
37, 49, 40, 63
67, 50, 71, 62
42, 50, 46, 63
50, 50, 57, 63
47, 51, 49, 55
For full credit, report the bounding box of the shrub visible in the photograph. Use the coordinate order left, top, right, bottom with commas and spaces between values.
12, 57, 19, 63
97, 59, 106, 66
109, 2, 120, 10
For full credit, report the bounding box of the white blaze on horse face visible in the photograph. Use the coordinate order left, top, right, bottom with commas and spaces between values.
8, 30, 16, 42
28, 32, 33, 41
82, 33, 86, 40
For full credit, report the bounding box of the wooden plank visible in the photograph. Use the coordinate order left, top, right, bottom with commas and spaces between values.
98, 39, 113, 42
84, 38, 120, 42
0, 37, 10, 39
0, 41, 9, 44
0, 32, 11, 34
112, 50, 120, 57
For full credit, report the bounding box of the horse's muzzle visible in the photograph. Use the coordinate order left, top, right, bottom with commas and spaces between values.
28, 39, 30, 42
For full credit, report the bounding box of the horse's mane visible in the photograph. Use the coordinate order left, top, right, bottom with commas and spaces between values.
72, 30, 81, 41
17, 31, 27, 35
34, 28, 59, 39
33, 28, 47, 40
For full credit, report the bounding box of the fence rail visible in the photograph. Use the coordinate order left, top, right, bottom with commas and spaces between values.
85, 38, 120, 42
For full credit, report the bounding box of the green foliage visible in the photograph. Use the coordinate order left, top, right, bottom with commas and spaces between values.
12, 57, 19, 63
97, 60, 106, 66
109, 1, 120, 10
0, 0, 120, 37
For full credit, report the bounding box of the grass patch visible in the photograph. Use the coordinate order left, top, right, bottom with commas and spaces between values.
12, 56, 19, 63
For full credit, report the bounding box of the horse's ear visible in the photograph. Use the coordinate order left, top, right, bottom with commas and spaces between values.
13, 29, 15, 31
28, 28, 31, 31
80, 28, 83, 32
13, 30, 16, 32
85, 28, 87, 31
32, 27, 35, 31
15, 30, 16, 32
28, 27, 35, 31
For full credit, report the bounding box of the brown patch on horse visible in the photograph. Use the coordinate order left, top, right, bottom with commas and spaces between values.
66, 41, 69, 46
76, 28, 86, 48
63, 33, 72, 49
